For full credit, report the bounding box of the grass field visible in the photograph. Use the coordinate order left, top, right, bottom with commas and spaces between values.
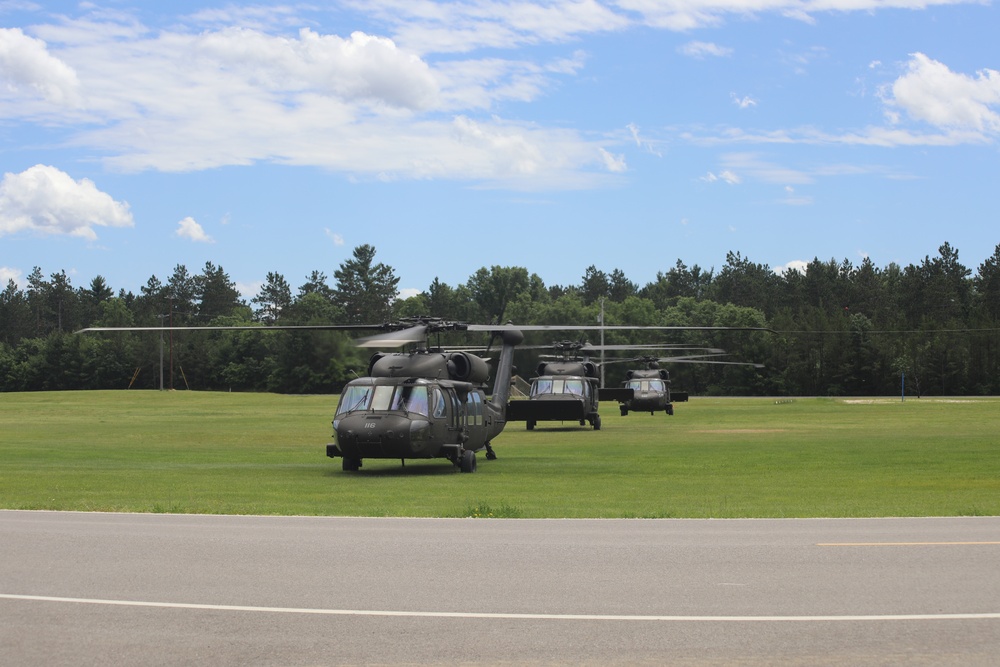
1, 391, 998, 518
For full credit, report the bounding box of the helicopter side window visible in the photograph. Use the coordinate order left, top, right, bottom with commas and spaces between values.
404, 386, 429, 417
431, 387, 446, 418
466, 392, 482, 426
337, 385, 372, 415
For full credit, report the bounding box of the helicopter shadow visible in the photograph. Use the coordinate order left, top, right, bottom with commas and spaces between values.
322, 462, 465, 478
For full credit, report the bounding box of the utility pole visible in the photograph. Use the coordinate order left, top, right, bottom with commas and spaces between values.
599, 297, 605, 388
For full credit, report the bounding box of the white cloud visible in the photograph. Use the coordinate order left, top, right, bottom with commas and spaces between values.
0, 165, 133, 240
626, 122, 663, 157
0, 16, 613, 188
363, 0, 630, 54
619, 0, 976, 31
0, 27, 80, 105
235, 279, 263, 302
774, 260, 808, 275
881, 52, 1000, 135
599, 147, 627, 172
731, 93, 757, 109
1, 266, 22, 287
175, 216, 213, 243
325, 229, 345, 245
720, 153, 812, 185
678, 41, 733, 58
701, 170, 741, 184
780, 185, 813, 206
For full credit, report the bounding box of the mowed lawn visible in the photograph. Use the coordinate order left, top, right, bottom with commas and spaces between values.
1, 390, 998, 518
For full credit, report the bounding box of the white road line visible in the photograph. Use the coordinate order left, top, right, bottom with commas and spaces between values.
3, 594, 999, 622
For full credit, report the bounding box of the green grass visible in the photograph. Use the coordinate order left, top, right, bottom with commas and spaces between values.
1, 391, 998, 518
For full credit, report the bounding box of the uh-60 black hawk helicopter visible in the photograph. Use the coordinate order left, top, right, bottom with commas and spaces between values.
327, 319, 524, 473
80, 317, 525, 473
599, 347, 765, 417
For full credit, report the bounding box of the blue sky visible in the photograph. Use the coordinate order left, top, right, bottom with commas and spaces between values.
2, 1, 998, 303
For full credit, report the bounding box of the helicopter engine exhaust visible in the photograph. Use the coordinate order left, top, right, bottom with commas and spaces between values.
447, 352, 490, 384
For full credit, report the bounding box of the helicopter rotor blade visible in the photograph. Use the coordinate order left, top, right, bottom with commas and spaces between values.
354, 324, 429, 348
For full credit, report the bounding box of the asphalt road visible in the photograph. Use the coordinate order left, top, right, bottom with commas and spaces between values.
2, 511, 999, 666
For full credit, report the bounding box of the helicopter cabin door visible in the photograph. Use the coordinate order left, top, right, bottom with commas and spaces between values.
463, 391, 487, 451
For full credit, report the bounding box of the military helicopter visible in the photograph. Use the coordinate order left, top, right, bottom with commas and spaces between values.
80, 317, 524, 473
328, 320, 524, 472
601, 350, 765, 416
506, 340, 607, 430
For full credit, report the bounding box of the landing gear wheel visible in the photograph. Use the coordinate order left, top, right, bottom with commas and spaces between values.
526, 420, 535, 431
666, 405, 674, 416
620, 407, 628, 417
460, 449, 477, 473
593, 414, 602, 430
342, 457, 361, 472
485, 443, 497, 460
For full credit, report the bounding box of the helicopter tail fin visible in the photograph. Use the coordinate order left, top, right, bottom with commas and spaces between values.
490, 327, 523, 407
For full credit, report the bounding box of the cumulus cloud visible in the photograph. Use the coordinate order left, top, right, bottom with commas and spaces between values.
0, 165, 133, 240
175, 216, 213, 243
1, 266, 22, 286
774, 260, 808, 275
731, 93, 757, 109
0, 27, 80, 105
325, 229, 345, 245
881, 52, 1000, 135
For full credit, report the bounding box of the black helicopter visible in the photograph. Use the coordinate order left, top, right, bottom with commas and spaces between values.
328, 320, 524, 472
602, 350, 765, 416
80, 317, 524, 473
506, 340, 608, 430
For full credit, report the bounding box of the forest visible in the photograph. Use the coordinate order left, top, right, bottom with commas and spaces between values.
3, 241, 999, 397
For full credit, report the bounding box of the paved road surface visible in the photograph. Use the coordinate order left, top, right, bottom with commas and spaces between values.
2, 511, 999, 665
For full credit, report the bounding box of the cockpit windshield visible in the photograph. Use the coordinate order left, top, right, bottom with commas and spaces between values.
335, 382, 430, 416
627, 379, 666, 392
531, 378, 588, 397
337, 384, 373, 415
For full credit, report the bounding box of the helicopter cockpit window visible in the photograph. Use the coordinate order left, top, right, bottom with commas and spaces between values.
370, 385, 398, 411
647, 380, 666, 392
564, 380, 585, 396
337, 385, 372, 414
626, 380, 642, 391
403, 386, 429, 417
532, 379, 553, 396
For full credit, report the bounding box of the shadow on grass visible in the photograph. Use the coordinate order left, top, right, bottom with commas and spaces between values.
322, 462, 465, 478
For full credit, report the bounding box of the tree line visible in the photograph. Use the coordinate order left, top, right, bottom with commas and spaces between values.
3, 242, 1000, 396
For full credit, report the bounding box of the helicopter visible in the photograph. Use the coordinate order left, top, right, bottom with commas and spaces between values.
327, 320, 524, 472
601, 351, 766, 416
506, 341, 608, 430
79, 317, 524, 473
